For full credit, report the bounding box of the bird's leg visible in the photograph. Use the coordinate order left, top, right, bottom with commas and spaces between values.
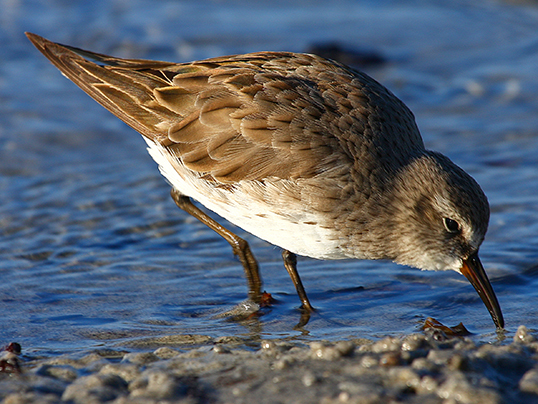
170, 188, 263, 303
282, 250, 315, 312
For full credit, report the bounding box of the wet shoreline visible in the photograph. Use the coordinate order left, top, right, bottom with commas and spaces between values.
2, 325, 538, 403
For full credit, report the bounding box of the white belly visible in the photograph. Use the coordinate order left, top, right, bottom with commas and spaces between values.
144, 138, 348, 260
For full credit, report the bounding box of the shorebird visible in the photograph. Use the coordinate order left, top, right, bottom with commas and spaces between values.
26, 33, 504, 329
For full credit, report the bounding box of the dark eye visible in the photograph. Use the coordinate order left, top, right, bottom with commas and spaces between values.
443, 218, 460, 234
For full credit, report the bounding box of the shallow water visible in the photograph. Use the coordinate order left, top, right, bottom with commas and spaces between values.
1, 0, 538, 355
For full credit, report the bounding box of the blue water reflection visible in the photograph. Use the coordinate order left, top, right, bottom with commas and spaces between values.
1, 0, 538, 354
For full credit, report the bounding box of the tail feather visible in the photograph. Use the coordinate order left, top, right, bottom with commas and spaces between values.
26, 32, 179, 143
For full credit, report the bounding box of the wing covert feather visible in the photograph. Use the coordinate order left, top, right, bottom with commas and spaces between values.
26, 33, 423, 185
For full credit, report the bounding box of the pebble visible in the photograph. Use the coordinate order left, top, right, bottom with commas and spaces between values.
61, 373, 128, 403
1, 326, 538, 403
436, 372, 502, 404
519, 368, 538, 394
34, 364, 78, 382
121, 352, 160, 365
302, 371, 318, 387
153, 347, 181, 359
99, 363, 141, 383
514, 325, 536, 344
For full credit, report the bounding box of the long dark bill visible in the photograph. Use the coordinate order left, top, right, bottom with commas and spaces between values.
460, 252, 504, 329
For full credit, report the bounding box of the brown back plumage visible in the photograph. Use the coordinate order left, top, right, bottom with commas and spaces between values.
26, 33, 423, 184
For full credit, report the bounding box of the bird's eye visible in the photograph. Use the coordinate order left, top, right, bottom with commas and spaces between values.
443, 218, 460, 234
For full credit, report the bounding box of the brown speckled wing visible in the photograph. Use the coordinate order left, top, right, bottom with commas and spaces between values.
26, 33, 422, 184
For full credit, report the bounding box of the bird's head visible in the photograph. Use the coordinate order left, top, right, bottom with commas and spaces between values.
378, 152, 503, 328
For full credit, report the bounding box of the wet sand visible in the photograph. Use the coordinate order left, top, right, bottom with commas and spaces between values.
2, 325, 538, 403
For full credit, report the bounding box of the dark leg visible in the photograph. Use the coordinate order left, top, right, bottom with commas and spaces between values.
282, 250, 315, 312
170, 188, 263, 303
